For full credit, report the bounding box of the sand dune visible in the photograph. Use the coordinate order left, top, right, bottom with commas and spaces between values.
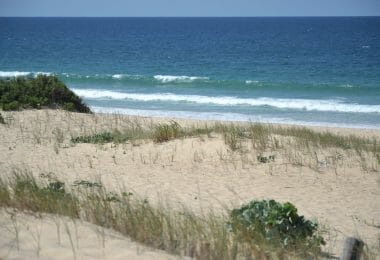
0, 109, 379, 259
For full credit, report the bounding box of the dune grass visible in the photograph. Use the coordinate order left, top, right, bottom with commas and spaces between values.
213, 123, 379, 154
67, 119, 379, 174
0, 170, 325, 259
71, 120, 213, 144
0, 172, 79, 217
70, 119, 379, 156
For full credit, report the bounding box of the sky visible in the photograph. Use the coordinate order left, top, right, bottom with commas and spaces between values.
1, 0, 379, 17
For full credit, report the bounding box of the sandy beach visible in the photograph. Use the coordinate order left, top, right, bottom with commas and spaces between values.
0, 109, 379, 259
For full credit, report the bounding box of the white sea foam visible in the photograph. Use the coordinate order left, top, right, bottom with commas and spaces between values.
245, 80, 259, 84
33, 71, 52, 77
72, 89, 380, 114
112, 74, 124, 79
154, 75, 209, 83
339, 84, 354, 88
0, 71, 52, 78
0, 71, 31, 77
91, 106, 380, 129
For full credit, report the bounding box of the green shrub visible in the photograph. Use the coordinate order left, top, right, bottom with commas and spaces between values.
0, 113, 5, 124
2, 101, 20, 111
63, 102, 75, 112
228, 200, 324, 250
0, 75, 91, 113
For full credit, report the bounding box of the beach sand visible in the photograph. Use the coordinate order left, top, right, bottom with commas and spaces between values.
0, 109, 379, 259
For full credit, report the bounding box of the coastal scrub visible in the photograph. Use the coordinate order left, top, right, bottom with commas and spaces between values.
0, 75, 91, 113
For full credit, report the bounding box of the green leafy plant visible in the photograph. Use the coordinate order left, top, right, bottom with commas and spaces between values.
228, 200, 325, 250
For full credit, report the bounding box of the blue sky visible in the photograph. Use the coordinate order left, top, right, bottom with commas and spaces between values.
1, 0, 379, 17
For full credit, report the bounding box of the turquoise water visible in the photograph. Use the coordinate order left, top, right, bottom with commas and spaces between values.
1, 17, 379, 128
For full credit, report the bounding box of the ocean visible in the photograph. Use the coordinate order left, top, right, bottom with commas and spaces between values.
1, 17, 379, 128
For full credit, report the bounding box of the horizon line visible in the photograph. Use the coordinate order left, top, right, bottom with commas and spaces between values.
1, 15, 379, 18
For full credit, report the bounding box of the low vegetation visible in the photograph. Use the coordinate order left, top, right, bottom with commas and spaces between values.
228, 200, 325, 251
214, 123, 379, 154
153, 121, 182, 142
0, 75, 91, 113
71, 120, 213, 144
3, 172, 79, 217
68, 119, 379, 174
70, 120, 379, 155
0, 112, 5, 124
71, 132, 114, 144
0, 171, 325, 259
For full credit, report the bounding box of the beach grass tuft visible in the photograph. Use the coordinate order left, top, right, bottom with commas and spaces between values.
153, 121, 182, 143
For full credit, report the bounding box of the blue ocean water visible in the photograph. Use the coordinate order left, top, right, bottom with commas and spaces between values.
1, 17, 380, 128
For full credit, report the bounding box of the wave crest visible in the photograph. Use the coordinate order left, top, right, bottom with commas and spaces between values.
154, 75, 209, 83
72, 89, 380, 114
0, 71, 52, 78
0, 71, 31, 77
245, 80, 260, 84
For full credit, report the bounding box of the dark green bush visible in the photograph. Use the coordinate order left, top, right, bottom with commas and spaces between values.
228, 200, 325, 250
2, 101, 20, 111
63, 102, 76, 112
0, 113, 5, 124
0, 75, 91, 113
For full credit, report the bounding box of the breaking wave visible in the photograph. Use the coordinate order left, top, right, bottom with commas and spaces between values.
153, 75, 209, 83
0, 71, 51, 77
72, 89, 380, 114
